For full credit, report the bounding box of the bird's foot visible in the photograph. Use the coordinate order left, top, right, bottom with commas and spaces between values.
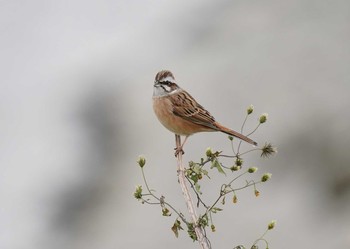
174, 146, 185, 157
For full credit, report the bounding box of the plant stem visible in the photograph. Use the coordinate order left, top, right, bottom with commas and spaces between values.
175, 135, 211, 249
141, 168, 186, 223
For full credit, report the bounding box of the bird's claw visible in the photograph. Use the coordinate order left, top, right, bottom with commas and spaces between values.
174, 147, 185, 157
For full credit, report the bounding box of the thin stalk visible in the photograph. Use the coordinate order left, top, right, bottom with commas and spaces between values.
175, 135, 211, 249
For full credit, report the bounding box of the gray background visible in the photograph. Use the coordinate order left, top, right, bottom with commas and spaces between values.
1, 0, 349, 248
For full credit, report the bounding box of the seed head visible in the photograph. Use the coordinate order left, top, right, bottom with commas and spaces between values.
268, 220, 276, 230
137, 156, 146, 168
247, 104, 254, 115
259, 113, 268, 124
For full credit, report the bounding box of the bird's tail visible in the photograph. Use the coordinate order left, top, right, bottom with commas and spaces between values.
216, 123, 258, 146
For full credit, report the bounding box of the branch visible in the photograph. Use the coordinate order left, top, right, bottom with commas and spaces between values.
175, 135, 211, 249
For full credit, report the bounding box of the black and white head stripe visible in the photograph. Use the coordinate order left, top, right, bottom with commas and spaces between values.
153, 70, 180, 96
155, 70, 176, 84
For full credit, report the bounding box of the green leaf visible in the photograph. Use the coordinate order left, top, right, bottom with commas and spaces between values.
190, 174, 198, 183
162, 207, 171, 216
211, 207, 223, 213
194, 182, 202, 194
171, 219, 183, 238
198, 214, 209, 227
211, 158, 226, 175
187, 223, 197, 241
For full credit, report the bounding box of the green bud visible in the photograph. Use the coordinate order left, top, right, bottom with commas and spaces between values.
268, 220, 276, 230
235, 158, 243, 166
233, 194, 238, 203
134, 185, 143, 199
259, 113, 268, 124
211, 224, 216, 232
230, 165, 241, 171
247, 104, 254, 115
228, 135, 234, 141
261, 173, 272, 182
206, 147, 213, 157
137, 156, 146, 168
248, 167, 258, 173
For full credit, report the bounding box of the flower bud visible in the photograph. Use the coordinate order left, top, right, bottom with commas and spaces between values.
268, 220, 276, 230
137, 156, 146, 168
261, 173, 272, 182
206, 147, 213, 157
235, 158, 243, 166
233, 194, 238, 203
134, 185, 143, 199
247, 104, 254, 115
230, 165, 241, 171
248, 167, 258, 173
259, 113, 268, 124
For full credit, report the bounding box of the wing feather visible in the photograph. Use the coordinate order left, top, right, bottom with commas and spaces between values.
171, 91, 219, 130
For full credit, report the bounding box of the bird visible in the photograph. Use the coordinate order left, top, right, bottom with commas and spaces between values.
152, 70, 257, 155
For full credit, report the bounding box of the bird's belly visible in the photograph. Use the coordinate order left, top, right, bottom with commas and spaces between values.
152, 97, 212, 136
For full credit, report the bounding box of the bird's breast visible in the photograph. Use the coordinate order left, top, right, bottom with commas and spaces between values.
152, 96, 213, 136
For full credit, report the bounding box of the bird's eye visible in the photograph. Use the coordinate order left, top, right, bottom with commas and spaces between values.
162, 81, 171, 85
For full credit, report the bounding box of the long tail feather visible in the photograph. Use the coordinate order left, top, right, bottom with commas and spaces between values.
215, 123, 258, 146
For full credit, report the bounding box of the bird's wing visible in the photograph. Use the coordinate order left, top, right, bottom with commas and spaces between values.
171, 90, 218, 130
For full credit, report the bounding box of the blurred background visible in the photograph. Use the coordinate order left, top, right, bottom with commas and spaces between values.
1, 0, 350, 248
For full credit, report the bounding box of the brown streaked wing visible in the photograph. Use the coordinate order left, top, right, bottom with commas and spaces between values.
171, 91, 219, 130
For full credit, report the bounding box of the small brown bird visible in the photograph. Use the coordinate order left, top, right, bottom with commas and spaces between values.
152, 70, 257, 155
